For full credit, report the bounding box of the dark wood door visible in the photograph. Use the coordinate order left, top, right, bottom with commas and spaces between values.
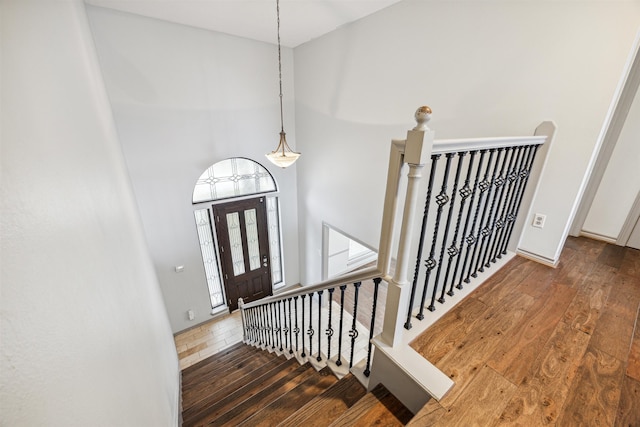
213, 197, 272, 311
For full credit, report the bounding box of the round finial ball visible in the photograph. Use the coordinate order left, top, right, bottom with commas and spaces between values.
414, 106, 432, 130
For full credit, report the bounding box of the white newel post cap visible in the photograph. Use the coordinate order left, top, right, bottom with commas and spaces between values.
238, 298, 244, 309
413, 106, 432, 131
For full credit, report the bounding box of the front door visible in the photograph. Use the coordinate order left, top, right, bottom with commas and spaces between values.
213, 197, 272, 311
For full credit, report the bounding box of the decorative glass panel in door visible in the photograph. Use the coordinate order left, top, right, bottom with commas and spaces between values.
213, 197, 272, 311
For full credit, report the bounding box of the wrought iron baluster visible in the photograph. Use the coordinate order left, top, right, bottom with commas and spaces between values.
316, 290, 323, 362
497, 145, 533, 256
417, 155, 442, 319
427, 153, 454, 312
336, 284, 346, 366
437, 152, 466, 303
457, 150, 487, 289
326, 288, 334, 361
447, 150, 477, 295
473, 148, 504, 276
293, 296, 299, 353
288, 298, 293, 354
301, 294, 306, 357
349, 282, 361, 368
405, 154, 439, 330
475, 148, 509, 271
364, 278, 381, 377
500, 144, 541, 255
277, 300, 283, 351
308, 293, 314, 357
485, 146, 518, 266
464, 149, 496, 283
270, 302, 276, 349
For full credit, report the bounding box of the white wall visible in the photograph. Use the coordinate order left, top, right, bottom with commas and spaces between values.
86, 6, 300, 332
582, 84, 640, 240
294, 0, 640, 283
1, 1, 180, 425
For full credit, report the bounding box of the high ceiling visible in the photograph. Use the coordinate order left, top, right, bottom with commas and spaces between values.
85, 0, 403, 48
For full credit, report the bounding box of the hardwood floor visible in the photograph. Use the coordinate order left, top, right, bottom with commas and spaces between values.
409, 237, 640, 426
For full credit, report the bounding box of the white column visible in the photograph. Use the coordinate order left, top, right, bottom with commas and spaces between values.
379, 107, 434, 347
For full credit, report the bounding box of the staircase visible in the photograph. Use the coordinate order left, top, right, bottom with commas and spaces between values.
181, 342, 414, 426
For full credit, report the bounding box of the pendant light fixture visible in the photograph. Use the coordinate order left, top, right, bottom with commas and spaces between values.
266, 0, 301, 168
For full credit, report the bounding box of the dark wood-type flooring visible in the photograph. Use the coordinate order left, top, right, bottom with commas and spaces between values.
181, 342, 413, 426
409, 236, 640, 426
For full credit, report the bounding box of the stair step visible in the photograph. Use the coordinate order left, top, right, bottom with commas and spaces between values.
182, 356, 299, 426
182, 354, 287, 415
328, 383, 414, 427
207, 363, 319, 426
182, 341, 253, 378
277, 373, 367, 427
237, 367, 339, 426
182, 349, 278, 405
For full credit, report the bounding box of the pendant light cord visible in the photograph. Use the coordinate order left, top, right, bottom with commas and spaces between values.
277, 0, 285, 135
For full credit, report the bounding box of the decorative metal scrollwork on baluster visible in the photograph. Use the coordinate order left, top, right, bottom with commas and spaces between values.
307, 293, 314, 357
436, 152, 466, 305
446, 151, 477, 297
326, 288, 334, 361
405, 153, 439, 330
316, 290, 323, 362
293, 296, 299, 353
287, 298, 293, 354
336, 284, 347, 367
300, 294, 306, 358
464, 149, 495, 283
416, 154, 442, 320
491, 146, 523, 263
349, 282, 361, 369
426, 153, 454, 313
364, 278, 381, 377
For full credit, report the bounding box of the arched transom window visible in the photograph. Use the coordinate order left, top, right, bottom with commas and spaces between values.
193, 157, 277, 204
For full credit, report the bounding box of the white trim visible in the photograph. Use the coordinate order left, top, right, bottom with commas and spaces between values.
617, 190, 640, 246
433, 136, 545, 155
515, 248, 559, 268
580, 230, 618, 245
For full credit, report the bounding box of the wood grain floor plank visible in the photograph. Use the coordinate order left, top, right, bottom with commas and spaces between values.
434, 365, 517, 427
410, 296, 488, 364
495, 321, 591, 426
474, 258, 537, 307
597, 244, 627, 268
328, 384, 412, 427
590, 274, 639, 362
515, 262, 556, 299
627, 307, 640, 381
562, 263, 616, 335
615, 375, 640, 426
406, 398, 447, 426
277, 374, 366, 427
556, 345, 625, 427
620, 247, 640, 279
238, 367, 338, 427
435, 292, 534, 407
487, 282, 576, 385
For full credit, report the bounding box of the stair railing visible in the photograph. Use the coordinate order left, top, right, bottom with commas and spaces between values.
240, 108, 553, 399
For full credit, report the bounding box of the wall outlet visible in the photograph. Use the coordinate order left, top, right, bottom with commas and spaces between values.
532, 213, 546, 229
187, 309, 195, 320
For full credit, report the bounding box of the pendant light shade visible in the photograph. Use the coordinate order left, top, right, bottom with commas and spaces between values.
266, 0, 300, 168
266, 131, 301, 168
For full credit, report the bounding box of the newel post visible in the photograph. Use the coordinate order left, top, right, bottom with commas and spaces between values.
379, 107, 434, 347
